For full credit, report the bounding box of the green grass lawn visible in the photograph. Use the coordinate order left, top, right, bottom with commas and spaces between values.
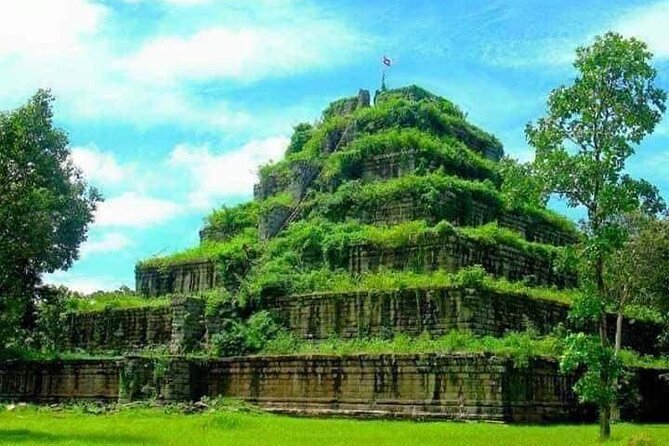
1, 406, 668, 446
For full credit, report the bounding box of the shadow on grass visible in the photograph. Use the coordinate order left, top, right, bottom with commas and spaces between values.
0, 429, 155, 445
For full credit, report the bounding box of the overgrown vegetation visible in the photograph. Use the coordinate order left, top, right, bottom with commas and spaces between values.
308, 172, 576, 238
200, 201, 259, 242
319, 128, 500, 185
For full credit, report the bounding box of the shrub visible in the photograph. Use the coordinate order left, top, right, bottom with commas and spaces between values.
285, 122, 313, 155
202, 201, 258, 242
209, 311, 284, 357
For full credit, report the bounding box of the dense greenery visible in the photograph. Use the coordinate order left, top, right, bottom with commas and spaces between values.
249, 218, 567, 281
262, 330, 669, 370
284, 122, 313, 156
258, 85, 502, 197
309, 172, 576, 237
319, 128, 500, 185
528, 32, 667, 440
0, 90, 101, 352
139, 228, 258, 269
200, 201, 259, 242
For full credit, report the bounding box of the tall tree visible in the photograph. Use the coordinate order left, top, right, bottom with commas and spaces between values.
0, 90, 101, 350
526, 32, 666, 440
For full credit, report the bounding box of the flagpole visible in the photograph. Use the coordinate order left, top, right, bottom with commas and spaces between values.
381, 55, 391, 91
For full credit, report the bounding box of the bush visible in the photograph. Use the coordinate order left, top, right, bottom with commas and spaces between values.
209, 311, 283, 357
201, 202, 258, 242
285, 122, 313, 155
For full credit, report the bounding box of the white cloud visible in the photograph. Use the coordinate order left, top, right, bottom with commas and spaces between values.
71, 145, 129, 185
122, 22, 364, 85
43, 271, 127, 294
616, 1, 669, 58
169, 136, 288, 208
95, 192, 183, 227
80, 232, 133, 258
0, 1, 368, 130
0, 0, 106, 58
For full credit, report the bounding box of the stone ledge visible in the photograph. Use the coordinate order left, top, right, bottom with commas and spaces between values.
346, 236, 575, 288
2, 355, 666, 423
135, 261, 216, 296
267, 287, 663, 355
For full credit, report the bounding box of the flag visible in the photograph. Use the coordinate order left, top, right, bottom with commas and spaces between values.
382, 55, 392, 67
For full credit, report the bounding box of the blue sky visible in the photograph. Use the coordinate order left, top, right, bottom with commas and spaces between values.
2, 0, 669, 293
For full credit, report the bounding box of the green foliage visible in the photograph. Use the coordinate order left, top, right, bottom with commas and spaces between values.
209, 311, 282, 357
258, 192, 294, 215
259, 86, 501, 202
264, 330, 562, 368
285, 122, 313, 156
374, 85, 465, 119
241, 217, 571, 300
312, 173, 498, 224
309, 172, 577, 240
351, 96, 502, 155
560, 332, 623, 407
63, 290, 169, 313
0, 90, 101, 350
322, 96, 358, 120
139, 227, 257, 269
499, 156, 548, 209
201, 201, 259, 242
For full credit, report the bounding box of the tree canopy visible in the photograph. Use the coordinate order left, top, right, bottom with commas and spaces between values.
0, 90, 101, 347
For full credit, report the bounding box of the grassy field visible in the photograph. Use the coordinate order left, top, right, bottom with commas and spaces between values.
0, 406, 668, 446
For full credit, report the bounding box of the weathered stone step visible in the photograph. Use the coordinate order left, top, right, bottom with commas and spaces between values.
62, 297, 204, 353
136, 261, 216, 297
267, 288, 663, 355
315, 182, 577, 246
346, 236, 575, 288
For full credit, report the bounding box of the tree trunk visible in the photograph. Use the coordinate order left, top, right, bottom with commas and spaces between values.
615, 311, 623, 354
600, 404, 612, 441
596, 256, 613, 440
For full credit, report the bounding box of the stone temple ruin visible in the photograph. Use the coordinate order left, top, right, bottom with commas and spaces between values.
1, 85, 669, 422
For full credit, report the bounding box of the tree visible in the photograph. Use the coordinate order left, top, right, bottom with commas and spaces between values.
605, 215, 669, 352
604, 214, 669, 346
498, 156, 549, 209
526, 32, 666, 440
0, 90, 101, 351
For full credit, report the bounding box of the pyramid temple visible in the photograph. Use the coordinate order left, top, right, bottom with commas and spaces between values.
1, 86, 668, 422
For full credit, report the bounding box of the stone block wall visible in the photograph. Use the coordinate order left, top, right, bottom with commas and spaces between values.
64, 306, 173, 352
170, 298, 206, 353
136, 261, 216, 296
63, 298, 206, 353
267, 288, 662, 355
0, 359, 120, 402
327, 183, 576, 246
1, 355, 667, 423
347, 236, 575, 288
207, 354, 587, 422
